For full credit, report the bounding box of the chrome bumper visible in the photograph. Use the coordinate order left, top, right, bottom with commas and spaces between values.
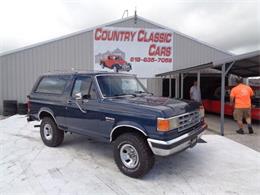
147, 123, 207, 156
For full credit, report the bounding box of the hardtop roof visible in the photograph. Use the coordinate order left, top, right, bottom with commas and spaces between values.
41, 71, 135, 77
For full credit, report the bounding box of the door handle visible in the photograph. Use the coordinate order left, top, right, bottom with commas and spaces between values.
67, 100, 73, 104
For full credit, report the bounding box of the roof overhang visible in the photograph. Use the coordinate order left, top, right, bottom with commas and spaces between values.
156, 62, 213, 77
213, 50, 260, 77
156, 50, 260, 78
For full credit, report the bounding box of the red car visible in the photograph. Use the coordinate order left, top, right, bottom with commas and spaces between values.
100, 55, 132, 72
202, 86, 260, 121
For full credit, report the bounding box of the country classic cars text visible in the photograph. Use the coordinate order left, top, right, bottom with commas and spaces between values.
94, 28, 172, 57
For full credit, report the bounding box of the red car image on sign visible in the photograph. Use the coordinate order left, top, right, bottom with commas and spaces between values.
100, 55, 132, 72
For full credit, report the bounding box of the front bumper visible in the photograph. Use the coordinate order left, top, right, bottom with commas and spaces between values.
147, 123, 207, 156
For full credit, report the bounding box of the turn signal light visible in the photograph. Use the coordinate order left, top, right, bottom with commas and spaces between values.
157, 119, 170, 132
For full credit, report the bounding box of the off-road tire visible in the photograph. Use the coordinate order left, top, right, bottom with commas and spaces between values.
40, 117, 64, 147
113, 133, 154, 178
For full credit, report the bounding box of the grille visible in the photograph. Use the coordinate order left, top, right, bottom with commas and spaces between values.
177, 111, 200, 132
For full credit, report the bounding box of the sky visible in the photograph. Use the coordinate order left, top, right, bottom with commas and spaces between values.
0, 0, 259, 55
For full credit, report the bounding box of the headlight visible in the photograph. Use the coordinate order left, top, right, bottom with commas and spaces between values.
157, 117, 179, 132
199, 105, 205, 118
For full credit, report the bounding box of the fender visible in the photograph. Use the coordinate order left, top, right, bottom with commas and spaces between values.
38, 107, 57, 124
110, 121, 148, 142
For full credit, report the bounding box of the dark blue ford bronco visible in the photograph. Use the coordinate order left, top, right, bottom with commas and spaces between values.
28, 72, 207, 178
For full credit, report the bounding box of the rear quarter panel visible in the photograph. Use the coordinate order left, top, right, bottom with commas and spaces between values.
29, 93, 67, 127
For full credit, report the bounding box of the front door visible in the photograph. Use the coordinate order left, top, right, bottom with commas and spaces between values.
65, 76, 104, 139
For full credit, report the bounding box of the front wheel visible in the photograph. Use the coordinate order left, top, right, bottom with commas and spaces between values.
113, 133, 154, 178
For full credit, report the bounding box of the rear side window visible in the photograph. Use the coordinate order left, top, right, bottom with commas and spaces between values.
35, 76, 68, 94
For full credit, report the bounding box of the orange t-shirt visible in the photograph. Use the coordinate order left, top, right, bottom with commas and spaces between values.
230, 84, 254, 108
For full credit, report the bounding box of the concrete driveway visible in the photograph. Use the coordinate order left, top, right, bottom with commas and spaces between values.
205, 114, 260, 152
0, 115, 260, 195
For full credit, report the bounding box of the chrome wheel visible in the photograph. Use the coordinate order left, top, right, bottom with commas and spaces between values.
120, 144, 139, 169
43, 123, 53, 140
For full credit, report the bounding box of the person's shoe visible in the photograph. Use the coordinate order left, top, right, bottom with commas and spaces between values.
248, 127, 254, 134
236, 129, 244, 134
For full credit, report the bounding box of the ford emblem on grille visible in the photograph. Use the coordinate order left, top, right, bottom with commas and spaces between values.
178, 111, 200, 132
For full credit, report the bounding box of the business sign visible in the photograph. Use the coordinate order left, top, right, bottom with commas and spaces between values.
93, 27, 173, 77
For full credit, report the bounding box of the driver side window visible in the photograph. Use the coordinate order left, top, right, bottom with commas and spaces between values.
72, 77, 97, 99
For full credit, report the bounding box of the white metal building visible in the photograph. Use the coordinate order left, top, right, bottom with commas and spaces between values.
0, 15, 232, 114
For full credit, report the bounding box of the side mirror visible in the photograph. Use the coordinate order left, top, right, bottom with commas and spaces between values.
75, 92, 82, 100
82, 94, 91, 99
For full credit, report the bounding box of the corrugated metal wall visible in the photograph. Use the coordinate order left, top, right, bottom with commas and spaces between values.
147, 78, 163, 96
0, 31, 93, 106
0, 17, 231, 113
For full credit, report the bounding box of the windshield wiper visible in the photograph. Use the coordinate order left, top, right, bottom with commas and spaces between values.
135, 90, 145, 94
113, 93, 136, 97
134, 91, 152, 95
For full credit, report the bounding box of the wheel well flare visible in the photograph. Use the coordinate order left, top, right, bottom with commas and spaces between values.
39, 111, 55, 121
111, 126, 147, 142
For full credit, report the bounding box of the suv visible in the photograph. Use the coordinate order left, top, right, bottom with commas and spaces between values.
28, 72, 207, 178
100, 55, 132, 72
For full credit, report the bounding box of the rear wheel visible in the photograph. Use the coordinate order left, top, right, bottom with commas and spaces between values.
113, 133, 154, 178
113, 65, 119, 72
40, 117, 64, 147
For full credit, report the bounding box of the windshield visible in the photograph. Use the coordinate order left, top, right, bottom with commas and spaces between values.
97, 75, 148, 97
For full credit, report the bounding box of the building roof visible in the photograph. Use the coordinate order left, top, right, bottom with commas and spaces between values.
0, 15, 232, 57
213, 50, 260, 77
156, 50, 260, 78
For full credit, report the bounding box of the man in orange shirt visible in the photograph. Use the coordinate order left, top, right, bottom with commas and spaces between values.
230, 77, 254, 134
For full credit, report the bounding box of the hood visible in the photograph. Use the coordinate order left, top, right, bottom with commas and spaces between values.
106, 95, 200, 118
